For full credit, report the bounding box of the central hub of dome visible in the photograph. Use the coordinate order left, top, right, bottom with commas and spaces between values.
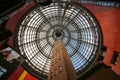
55, 31, 62, 37
53, 29, 64, 40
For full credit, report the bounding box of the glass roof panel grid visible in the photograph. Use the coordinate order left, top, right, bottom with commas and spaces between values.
14, 1, 102, 79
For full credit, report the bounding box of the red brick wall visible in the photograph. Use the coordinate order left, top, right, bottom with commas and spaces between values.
83, 4, 120, 75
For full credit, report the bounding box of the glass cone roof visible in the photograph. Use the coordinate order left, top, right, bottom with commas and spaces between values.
14, 1, 102, 79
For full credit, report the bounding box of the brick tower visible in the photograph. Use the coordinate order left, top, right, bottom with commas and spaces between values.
48, 40, 76, 80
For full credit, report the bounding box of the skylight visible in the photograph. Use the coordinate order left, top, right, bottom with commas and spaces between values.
14, 1, 102, 79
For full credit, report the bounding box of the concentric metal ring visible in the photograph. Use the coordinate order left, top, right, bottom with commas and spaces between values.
14, 2, 102, 79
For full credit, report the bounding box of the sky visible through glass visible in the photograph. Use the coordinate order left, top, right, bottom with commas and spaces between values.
15, 2, 102, 78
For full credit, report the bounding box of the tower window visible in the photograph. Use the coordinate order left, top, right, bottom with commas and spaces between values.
55, 58, 57, 63
59, 66, 62, 72
50, 72, 53, 80
54, 69, 57, 76
59, 56, 61, 60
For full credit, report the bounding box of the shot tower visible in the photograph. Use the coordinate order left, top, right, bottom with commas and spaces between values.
48, 40, 76, 80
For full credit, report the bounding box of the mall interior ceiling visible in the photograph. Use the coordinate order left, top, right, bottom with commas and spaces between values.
0, 0, 120, 80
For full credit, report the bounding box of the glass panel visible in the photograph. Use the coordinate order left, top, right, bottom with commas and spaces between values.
15, 1, 102, 79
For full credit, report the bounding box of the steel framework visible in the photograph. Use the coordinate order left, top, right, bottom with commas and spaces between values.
14, 1, 102, 79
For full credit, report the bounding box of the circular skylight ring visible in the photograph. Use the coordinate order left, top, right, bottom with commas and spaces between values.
14, 2, 102, 79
